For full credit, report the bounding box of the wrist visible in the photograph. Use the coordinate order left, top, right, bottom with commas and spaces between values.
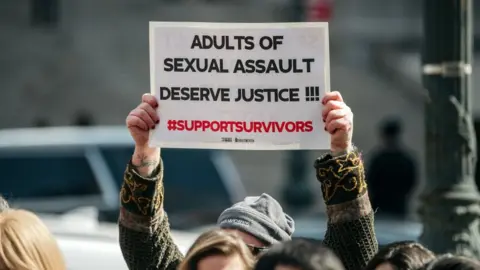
132, 146, 160, 177
331, 143, 353, 157
133, 146, 160, 158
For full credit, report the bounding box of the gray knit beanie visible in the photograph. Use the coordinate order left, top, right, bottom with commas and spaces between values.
217, 193, 295, 246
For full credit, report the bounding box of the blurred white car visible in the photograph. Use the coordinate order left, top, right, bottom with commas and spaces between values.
39, 207, 200, 270
0, 126, 246, 226
0, 126, 242, 268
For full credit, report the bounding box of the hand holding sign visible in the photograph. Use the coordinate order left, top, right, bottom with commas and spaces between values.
126, 94, 161, 177
126, 92, 354, 155
321, 91, 353, 154
126, 94, 160, 148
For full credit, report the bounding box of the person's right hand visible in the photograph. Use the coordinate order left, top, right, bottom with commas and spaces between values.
125, 94, 160, 149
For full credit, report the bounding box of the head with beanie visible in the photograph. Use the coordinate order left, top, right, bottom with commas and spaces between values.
217, 193, 295, 255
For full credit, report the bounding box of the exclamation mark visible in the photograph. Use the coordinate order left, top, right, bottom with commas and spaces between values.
315, 86, 320, 101
305, 86, 311, 101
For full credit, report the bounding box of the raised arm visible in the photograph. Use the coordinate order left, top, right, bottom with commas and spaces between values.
119, 94, 183, 270
317, 91, 378, 270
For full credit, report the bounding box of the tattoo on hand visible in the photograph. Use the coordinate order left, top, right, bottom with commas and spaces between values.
133, 155, 159, 169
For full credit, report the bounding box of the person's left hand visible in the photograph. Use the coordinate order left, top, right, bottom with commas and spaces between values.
322, 91, 353, 154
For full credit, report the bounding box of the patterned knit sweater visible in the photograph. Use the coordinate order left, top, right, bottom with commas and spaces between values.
118, 149, 378, 270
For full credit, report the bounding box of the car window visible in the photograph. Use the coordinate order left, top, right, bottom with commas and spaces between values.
0, 151, 101, 200
101, 146, 235, 226
0, 144, 237, 228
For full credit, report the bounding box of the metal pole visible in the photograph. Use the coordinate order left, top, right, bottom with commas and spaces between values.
419, 0, 480, 258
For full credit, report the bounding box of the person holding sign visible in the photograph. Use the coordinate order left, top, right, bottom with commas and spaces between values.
119, 91, 377, 270
149, 22, 333, 150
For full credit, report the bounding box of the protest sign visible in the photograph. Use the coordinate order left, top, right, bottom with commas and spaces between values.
149, 22, 330, 150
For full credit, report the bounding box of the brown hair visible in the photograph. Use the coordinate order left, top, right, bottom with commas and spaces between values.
255, 237, 344, 270
0, 209, 66, 270
365, 241, 435, 270
178, 229, 255, 270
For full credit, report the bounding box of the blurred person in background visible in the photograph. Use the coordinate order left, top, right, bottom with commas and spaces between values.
254, 238, 345, 270
0, 209, 66, 270
32, 117, 51, 127
422, 254, 480, 270
30, 0, 59, 27
73, 110, 95, 126
118, 91, 377, 270
364, 241, 435, 270
367, 117, 417, 218
178, 229, 255, 270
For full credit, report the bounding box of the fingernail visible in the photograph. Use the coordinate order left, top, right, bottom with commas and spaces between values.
156, 120, 159, 124
154, 103, 159, 108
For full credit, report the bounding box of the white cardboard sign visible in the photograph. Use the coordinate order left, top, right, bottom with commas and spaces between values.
149, 22, 330, 150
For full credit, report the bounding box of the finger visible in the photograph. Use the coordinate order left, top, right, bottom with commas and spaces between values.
322, 100, 345, 119
322, 91, 343, 104
126, 114, 149, 131
325, 108, 348, 123
138, 102, 160, 124
142, 94, 158, 108
129, 108, 156, 128
326, 118, 350, 134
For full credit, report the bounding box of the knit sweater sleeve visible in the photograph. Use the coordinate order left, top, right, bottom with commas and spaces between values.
314, 149, 379, 270
118, 158, 184, 270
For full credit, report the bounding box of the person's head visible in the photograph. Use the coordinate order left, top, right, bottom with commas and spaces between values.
0, 209, 66, 270
217, 193, 295, 256
254, 238, 344, 270
0, 195, 9, 212
423, 254, 480, 270
365, 241, 435, 270
380, 118, 403, 143
179, 229, 255, 270
73, 111, 94, 126
32, 118, 50, 128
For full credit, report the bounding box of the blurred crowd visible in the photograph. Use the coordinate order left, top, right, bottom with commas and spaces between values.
0, 91, 478, 270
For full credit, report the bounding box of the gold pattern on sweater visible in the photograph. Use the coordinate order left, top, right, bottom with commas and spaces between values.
119, 152, 378, 270
153, 160, 165, 213
120, 169, 153, 216
317, 151, 367, 203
